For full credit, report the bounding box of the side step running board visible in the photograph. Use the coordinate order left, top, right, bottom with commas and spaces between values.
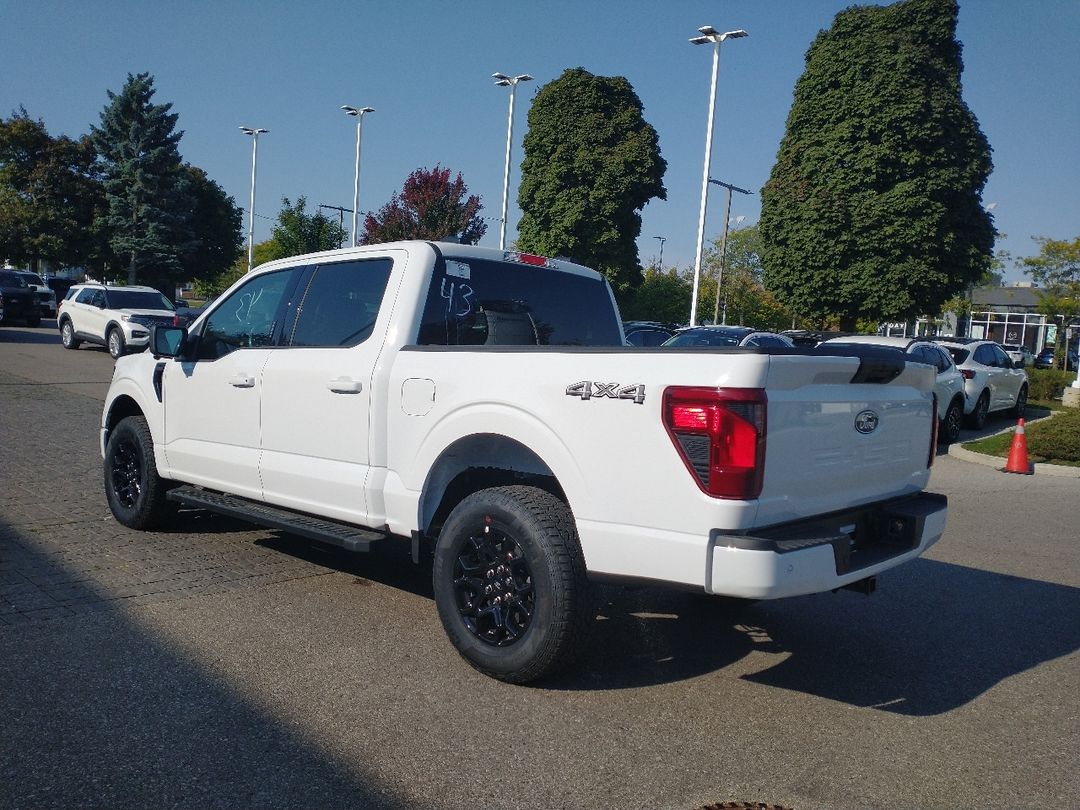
167, 486, 385, 553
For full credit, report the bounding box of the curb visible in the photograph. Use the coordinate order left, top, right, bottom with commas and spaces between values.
948, 412, 1080, 478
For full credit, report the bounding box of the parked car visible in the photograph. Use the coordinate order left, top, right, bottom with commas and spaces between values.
622, 320, 678, 347
1033, 347, 1079, 371
57, 283, 179, 358
0, 270, 41, 326
662, 325, 795, 349
1001, 344, 1034, 368
934, 339, 1028, 428
821, 335, 967, 443
13, 271, 57, 319
1034, 348, 1056, 369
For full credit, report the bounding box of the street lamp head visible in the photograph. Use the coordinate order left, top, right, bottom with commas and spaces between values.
691, 26, 748, 45
341, 105, 374, 117
493, 72, 533, 87
239, 126, 268, 135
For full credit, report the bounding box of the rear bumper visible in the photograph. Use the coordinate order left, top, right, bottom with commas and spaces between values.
707, 492, 947, 599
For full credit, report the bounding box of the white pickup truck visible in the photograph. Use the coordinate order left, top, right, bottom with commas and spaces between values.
101, 241, 947, 683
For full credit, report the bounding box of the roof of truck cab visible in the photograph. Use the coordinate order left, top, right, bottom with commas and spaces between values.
251, 240, 604, 282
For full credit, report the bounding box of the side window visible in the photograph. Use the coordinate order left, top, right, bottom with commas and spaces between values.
991, 344, 1012, 367
934, 347, 953, 372
288, 258, 393, 348
75, 288, 98, 305
197, 269, 294, 360
974, 345, 996, 366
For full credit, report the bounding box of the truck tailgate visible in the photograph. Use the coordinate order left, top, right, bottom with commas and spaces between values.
756, 352, 935, 526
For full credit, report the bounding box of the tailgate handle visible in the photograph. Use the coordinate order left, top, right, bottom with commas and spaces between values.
229, 373, 256, 388
327, 377, 363, 394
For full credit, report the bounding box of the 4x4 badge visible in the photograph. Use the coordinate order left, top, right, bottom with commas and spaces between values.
566, 381, 646, 405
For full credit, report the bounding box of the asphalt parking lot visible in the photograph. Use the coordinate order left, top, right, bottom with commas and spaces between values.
1, 322, 1078, 810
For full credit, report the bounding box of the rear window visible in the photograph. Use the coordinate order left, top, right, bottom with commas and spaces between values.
417, 256, 620, 346
944, 347, 970, 365
664, 329, 746, 347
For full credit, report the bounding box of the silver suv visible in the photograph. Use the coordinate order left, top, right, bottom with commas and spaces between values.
58, 283, 178, 358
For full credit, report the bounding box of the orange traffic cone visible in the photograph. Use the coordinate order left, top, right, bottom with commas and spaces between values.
1002, 418, 1033, 475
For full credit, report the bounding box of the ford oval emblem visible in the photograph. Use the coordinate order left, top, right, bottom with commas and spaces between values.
855, 410, 880, 434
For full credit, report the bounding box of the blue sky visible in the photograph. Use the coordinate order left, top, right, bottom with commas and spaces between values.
4, 0, 1078, 282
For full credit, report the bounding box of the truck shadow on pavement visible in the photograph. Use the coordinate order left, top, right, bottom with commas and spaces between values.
252, 528, 1080, 711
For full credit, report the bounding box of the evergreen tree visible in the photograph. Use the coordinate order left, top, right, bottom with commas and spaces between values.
361, 166, 486, 245
516, 68, 666, 301
759, 0, 993, 330
92, 72, 196, 285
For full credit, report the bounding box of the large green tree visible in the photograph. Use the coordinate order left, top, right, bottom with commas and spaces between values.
516, 68, 667, 299
264, 196, 346, 261
180, 165, 243, 282
0, 109, 106, 272
759, 0, 994, 330
1022, 235, 1080, 360
361, 166, 486, 245
92, 72, 196, 285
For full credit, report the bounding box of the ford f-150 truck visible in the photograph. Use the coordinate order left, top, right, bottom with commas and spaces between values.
101, 241, 947, 683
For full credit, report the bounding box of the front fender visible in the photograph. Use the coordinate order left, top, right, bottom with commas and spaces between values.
101, 355, 165, 466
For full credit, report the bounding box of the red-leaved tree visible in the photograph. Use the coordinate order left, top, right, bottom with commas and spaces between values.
361, 166, 487, 245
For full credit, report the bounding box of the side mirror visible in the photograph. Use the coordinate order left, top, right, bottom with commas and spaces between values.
151, 325, 188, 358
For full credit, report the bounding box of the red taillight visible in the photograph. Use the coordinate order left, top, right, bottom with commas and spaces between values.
663, 386, 767, 499
961, 369, 975, 380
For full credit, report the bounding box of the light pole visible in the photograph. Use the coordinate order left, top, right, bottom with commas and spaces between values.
688, 26, 747, 326
341, 105, 374, 246
654, 236, 666, 270
493, 72, 533, 250
707, 178, 752, 324
239, 126, 268, 273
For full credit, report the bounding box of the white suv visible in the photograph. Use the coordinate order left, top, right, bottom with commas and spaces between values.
933, 338, 1028, 429
821, 335, 968, 443
58, 283, 178, 358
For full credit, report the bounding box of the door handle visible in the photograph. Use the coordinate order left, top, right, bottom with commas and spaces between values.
327, 377, 363, 394
229, 373, 256, 388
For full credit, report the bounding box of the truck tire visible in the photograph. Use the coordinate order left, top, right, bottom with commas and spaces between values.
104, 415, 176, 530
433, 485, 590, 684
60, 319, 81, 349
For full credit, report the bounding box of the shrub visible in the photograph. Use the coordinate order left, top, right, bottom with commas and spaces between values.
1026, 408, 1080, 464
1027, 368, 1073, 401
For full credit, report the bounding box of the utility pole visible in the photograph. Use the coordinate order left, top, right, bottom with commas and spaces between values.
319, 204, 353, 248
707, 178, 751, 325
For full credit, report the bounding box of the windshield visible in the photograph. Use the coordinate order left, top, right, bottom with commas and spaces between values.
663, 329, 746, 348
104, 290, 175, 311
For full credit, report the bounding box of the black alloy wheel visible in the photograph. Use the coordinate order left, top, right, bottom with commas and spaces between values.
967, 390, 990, 430
453, 522, 535, 647
1009, 385, 1028, 419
